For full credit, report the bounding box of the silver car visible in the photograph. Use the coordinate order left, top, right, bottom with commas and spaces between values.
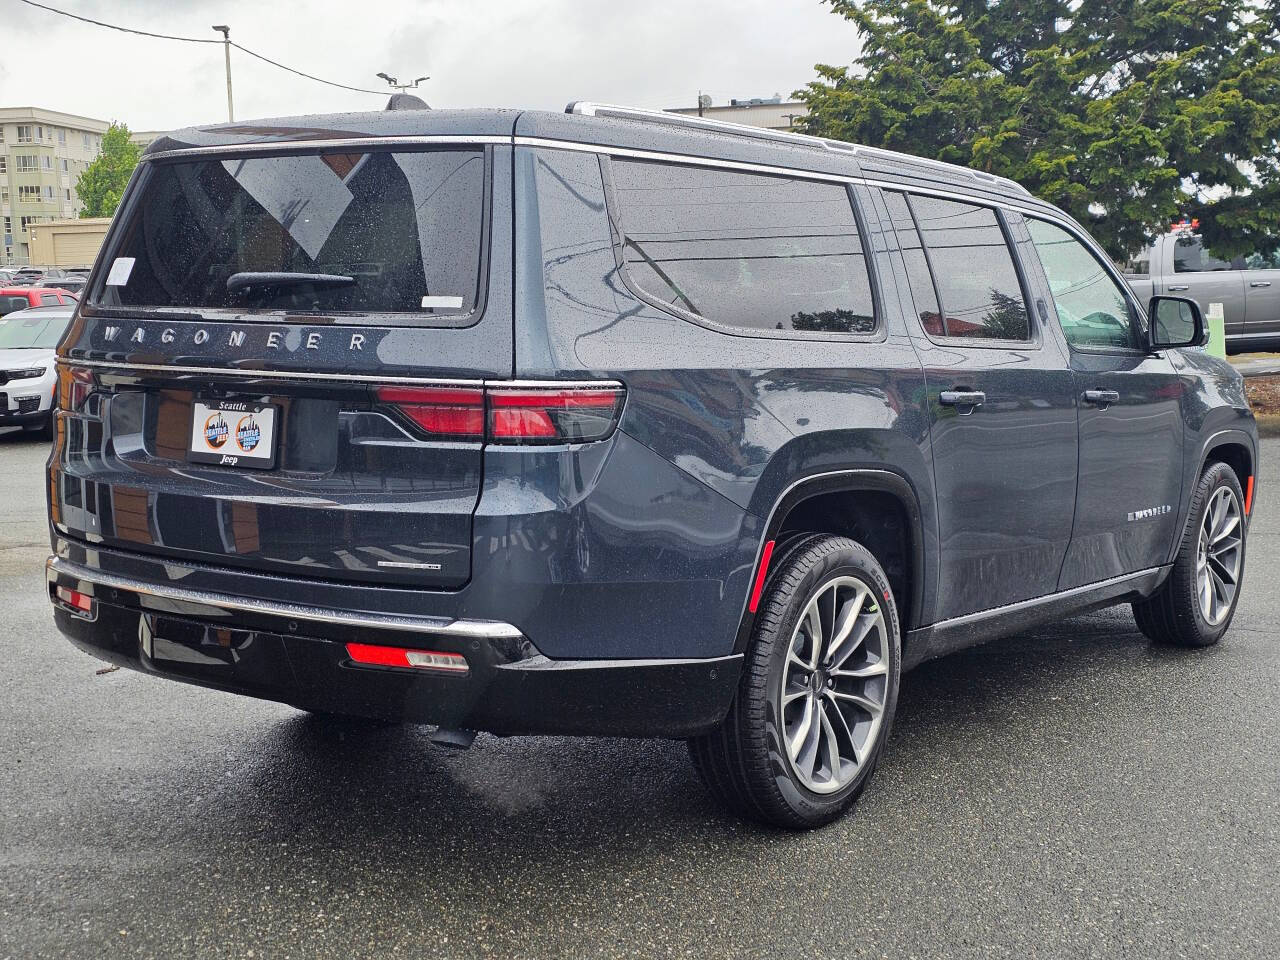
0, 305, 73, 438
1124, 233, 1280, 350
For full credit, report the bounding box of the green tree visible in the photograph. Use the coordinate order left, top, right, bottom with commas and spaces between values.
796, 0, 1280, 260
75, 122, 141, 218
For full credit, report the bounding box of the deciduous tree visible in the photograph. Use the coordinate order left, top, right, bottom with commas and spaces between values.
76, 122, 140, 219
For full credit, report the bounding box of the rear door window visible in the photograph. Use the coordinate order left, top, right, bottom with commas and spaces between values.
1173, 236, 1242, 273
883, 191, 945, 336
93, 148, 487, 322
0, 295, 30, 316
908, 195, 1030, 341
609, 159, 877, 335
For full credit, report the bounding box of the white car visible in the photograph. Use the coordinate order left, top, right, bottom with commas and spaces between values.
0, 305, 72, 438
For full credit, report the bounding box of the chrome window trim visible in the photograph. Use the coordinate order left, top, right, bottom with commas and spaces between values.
56, 357, 485, 387
141, 134, 511, 162
46, 556, 524, 640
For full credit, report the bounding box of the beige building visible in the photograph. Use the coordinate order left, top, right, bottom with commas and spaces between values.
667, 97, 807, 132
0, 107, 108, 266
27, 217, 111, 269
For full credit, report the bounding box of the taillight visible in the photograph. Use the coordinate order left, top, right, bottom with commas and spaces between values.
377, 382, 625, 444
487, 385, 625, 443
374, 386, 484, 439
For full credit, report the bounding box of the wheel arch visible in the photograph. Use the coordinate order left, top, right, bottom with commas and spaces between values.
733, 469, 928, 655
1167, 427, 1257, 567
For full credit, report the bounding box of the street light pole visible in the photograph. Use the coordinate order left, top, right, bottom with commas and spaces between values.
212, 25, 234, 122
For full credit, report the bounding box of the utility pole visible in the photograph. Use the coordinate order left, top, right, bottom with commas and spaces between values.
212, 25, 234, 122
698, 90, 703, 117
376, 73, 430, 94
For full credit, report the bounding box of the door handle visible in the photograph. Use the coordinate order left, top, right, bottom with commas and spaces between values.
1250, 280, 1273, 288
1167, 285, 1190, 291
939, 390, 986, 410
1082, 389, 1120, 407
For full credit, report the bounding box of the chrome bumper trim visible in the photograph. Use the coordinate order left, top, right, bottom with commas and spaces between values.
46, 556, 524, 640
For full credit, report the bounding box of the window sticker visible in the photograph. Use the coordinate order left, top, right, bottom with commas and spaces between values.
421, 295, 464, 309
105, 257, 135, 286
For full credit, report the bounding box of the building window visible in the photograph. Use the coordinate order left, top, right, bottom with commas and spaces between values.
0, 156, 6, 173
17, 125, 33, 144
43, 185, 54, 200
82, 132, 90, 148
42, 155, 52, 170
58, 128, 66, 145
64, 189, 71, 201
19, 185, 42, 202
15, 155, 38, 173
61, 158, 69, 173
2, 216, 10, 235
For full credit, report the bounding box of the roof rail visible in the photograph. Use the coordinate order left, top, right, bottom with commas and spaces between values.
565, 101, 1029, 195
566, 101, 855, 154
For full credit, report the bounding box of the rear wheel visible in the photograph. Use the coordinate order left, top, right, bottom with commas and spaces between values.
1133, 461, 1246, 647
688, 534, 901, 829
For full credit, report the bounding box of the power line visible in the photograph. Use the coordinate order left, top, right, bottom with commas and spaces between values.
15, 0, 385, 96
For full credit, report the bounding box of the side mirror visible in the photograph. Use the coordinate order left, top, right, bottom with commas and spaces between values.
1148, 295, 1206, 350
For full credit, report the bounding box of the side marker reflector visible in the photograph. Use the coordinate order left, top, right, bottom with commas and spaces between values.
748, 539, 776, 613
1245, 475, 1254, 515
345, 642, 469, 675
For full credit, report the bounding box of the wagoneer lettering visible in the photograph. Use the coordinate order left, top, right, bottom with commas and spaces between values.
47, 100, 1257, 829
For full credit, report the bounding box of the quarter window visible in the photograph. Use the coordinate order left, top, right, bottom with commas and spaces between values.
1028, 219, 1139, 350
610, 159, 876, 335
909, 195, 1030, 341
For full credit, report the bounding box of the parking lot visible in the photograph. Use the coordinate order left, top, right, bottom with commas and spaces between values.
1, 429, 1277, 959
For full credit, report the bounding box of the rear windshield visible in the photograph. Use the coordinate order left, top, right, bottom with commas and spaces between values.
0, 312, 70, 348
93, 148, 486, 321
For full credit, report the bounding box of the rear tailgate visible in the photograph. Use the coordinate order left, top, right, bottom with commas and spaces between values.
52, 136, 514, 590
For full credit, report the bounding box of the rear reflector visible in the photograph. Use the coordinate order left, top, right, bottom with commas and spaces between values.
748, 539, 776, 613
55, 585, 94, 615
376, 382, 625, 444
345, 642, 469, 675
1245, 475, 1255, 515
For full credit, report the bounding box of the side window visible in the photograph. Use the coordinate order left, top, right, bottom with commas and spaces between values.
609, 159, 876, 334
908, 195, 1030, 341
1028, 219, 1139, 350
1173, 235, 1241, 273
1121, 251, 1150, 276
1244, 246, 1280, 271
883, 191, 944, 336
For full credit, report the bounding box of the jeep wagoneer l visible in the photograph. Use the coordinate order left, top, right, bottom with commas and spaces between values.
46, 101, 1256, 828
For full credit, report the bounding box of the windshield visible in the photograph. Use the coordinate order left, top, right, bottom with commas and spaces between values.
93, 147, 486, 321
0, 312, 70, 349
0, 296, 31, 317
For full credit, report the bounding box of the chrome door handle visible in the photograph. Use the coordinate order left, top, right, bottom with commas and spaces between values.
939, 390, 986, 409
1167, 285, 1190, 291
1250, 280, 1273, 288
1083, 389, 1120, 407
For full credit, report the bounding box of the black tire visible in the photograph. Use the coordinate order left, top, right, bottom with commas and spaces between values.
22, 414, 53, 440
1133, 461, 1246, 647
688, 534, 901, 829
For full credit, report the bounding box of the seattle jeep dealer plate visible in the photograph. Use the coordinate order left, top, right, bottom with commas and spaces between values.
188, 400, 278, 469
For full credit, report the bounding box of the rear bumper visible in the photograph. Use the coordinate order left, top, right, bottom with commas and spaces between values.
46, 556, 741, 738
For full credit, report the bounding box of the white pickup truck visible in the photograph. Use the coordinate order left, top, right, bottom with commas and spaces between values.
1123, 233, 1280, 351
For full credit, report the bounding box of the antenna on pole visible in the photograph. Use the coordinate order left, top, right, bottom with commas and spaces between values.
376, 72, 430, 94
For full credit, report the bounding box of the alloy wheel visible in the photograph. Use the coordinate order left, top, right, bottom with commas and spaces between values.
1197, 486, 1242, 627
779, 575, 889, 795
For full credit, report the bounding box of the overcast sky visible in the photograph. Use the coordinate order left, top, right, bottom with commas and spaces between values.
0, 0, 861, 132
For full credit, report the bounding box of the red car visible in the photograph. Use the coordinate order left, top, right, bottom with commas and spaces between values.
0, 287, 77, 318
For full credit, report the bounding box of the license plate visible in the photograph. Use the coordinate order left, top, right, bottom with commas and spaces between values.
188, 399, 278, 469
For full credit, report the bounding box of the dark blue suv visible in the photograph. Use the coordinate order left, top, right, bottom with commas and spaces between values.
46, 102, 1257, 828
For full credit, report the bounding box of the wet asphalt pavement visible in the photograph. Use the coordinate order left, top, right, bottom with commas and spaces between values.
1, 429, 1277, 959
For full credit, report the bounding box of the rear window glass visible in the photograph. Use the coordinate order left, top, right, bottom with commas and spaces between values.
909, 195, 1030, 341
94, 148, 486, 319
610, 159, 876, 335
